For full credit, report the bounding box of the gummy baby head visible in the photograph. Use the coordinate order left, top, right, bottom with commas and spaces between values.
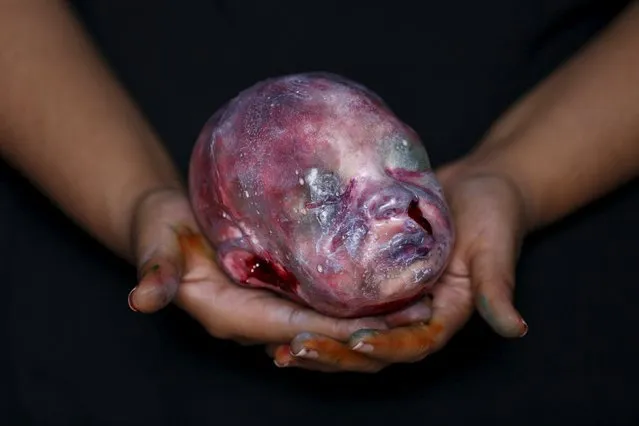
189, 72, 454, 318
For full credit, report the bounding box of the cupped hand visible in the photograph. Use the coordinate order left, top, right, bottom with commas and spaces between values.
268, 163, 530, 372
126, 188, 432, 347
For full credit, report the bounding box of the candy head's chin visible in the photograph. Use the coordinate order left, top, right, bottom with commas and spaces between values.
297, 248, 445, 318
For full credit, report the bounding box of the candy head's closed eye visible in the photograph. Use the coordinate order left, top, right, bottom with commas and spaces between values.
188, 72, 454, 318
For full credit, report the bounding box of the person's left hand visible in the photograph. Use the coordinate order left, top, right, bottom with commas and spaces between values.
127, 187, 434, 360
267, 161, 530, 372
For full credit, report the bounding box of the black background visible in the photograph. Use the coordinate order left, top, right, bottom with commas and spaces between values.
2, 1, 639, 425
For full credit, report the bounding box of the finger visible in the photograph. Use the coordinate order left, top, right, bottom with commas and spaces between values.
130, 189, 198, 313
290, 333, 386, 373
279, 358, 344, 372
268, 344, 345, 372
383, 296, 432, 327
270, 341, 386, 373
265, 343, 280, 358
348, 323, 438, 363
349, 275, 474, 363
265, 304, 388, 345
256, 303, 388, 346
129, 257, 181, 313
471, 250, 528, 338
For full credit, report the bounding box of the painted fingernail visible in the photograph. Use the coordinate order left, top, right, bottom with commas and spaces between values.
519, 319, 529, 338
127, 287, 139, 312
291, 347, 319, 359
351, 342, 374, 353
350, 329, 380, 340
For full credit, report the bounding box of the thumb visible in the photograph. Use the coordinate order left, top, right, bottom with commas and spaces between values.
129, 245, 183, 314
445, 174, 529, 338
128, 188, 195, 313
470, 246, 528, 338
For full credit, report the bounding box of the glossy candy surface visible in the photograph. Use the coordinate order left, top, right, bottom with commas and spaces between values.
189, 73, 454, 318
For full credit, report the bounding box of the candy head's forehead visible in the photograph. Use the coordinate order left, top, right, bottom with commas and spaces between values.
213, 73, 420, 192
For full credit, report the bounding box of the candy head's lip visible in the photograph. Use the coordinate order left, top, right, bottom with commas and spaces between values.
382, 229, 435, 268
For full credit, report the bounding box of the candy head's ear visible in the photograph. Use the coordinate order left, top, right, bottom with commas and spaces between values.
216, 238, 289, 293
217, 243, 255, 283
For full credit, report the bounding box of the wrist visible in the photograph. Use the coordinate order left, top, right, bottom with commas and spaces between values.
438, 147, 538, 233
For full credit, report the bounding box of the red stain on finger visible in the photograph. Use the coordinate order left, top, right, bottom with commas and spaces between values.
274, 344, 294, 367
176, 228, 216, 260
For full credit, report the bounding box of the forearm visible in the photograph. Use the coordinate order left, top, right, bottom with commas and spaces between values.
0, 0, 183, 261
461, 1, 639, 230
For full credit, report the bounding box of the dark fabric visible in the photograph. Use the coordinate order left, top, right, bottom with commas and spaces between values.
3, 1, 638, 424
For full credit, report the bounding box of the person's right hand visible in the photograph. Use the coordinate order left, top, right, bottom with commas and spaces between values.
126, 188, 431, 347
266, 160, 530, 372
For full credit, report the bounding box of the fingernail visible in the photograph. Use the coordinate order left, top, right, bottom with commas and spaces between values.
273, 359, 289, 368
519, 319, 529, 338
350, 328, 380, 341
351, 342, 374, 353
291, 347, 319, 359
127, 287, 139, 312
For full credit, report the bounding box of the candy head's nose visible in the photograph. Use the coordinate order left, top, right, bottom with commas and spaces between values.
365, 184, 416, 221
363, 184, 433, 235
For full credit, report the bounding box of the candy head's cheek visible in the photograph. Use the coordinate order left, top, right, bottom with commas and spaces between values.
275, 174, 341, 233
215, 224, 306, 298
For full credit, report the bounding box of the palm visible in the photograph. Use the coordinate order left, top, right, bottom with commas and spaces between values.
172, 229, 400, 345
176, 246, 338, 344
131, 189, 427, 350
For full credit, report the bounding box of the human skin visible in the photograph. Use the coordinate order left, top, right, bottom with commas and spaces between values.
1, 0, 639, 372
189, 73, 454, 318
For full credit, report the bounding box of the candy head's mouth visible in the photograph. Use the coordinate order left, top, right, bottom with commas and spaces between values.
381, 200, 435, 267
